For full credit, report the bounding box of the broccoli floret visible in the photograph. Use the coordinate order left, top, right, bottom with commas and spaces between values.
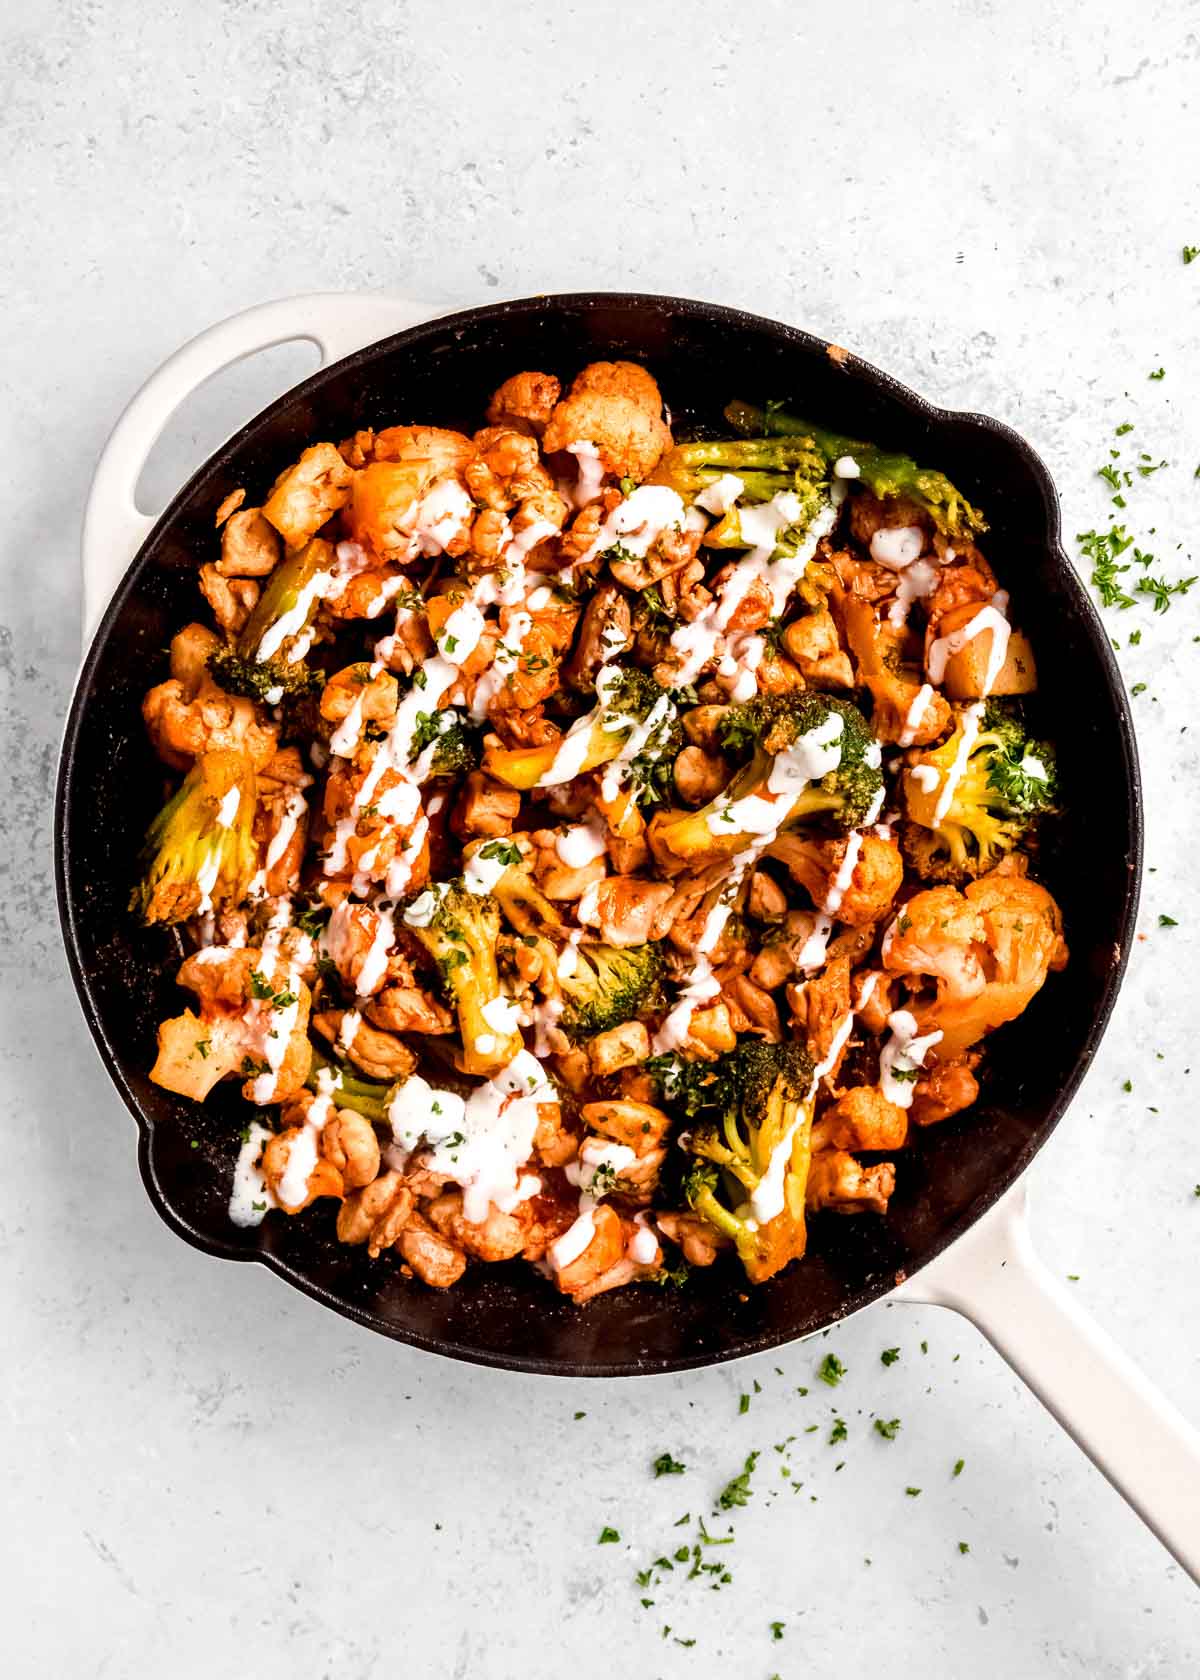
207, 536, 334, 703
651, 433, 828, 509
902, 702, 1058, 881
648, 694, 882, 869
132, 749, 258, 925
410, 707, 481, 778
483, 664, 676, 791
402, 880, 524, 1076
724, 399, 986, 540
673, 1040, 817, 1284
559, 943, 664, 1040
207, 647, 322, 704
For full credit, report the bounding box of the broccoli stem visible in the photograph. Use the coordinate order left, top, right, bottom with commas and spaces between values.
724, 399, 986, 539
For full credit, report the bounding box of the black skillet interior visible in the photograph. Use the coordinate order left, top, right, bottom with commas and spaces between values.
56, 293, 1141, 1374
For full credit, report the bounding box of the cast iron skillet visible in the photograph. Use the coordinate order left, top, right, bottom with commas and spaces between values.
55, 293, 1142, 1375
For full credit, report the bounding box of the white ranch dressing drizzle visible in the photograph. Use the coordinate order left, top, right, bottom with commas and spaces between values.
750, 972, 880, 1224
566, 440, 606, 509
909, 763, 942, 794
245, 902, 303, 1104
694, 473, 745, 516
463, 844, 513, 896
275, 1067, 340, 1210
555, 821, 608, 868
926, 593, 1012, 826
668, 497, 837, 692
566, 483, 690, 575
355, 902, 395, 997
878, 1009, 943, 1107
888, 558, 940, 628
228, 1121, 276, 1227
898, 682, 935, 748
869, 525, 925, 569
549, 1137, 639, 1273
385, 1050, 555, 1223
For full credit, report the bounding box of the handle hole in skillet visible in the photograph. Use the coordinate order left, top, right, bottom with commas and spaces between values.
134, 338, 320, 518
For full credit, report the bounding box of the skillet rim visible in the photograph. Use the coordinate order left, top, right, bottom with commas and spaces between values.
54, 290, 1144, 1375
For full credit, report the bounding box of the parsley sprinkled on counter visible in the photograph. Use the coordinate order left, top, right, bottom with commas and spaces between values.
953, 1458, 965, 1477
905, 1486, 922, 1498
874, 1418, 902, 1440
1185, 246, 1198, 264
1149, 367, 1166, 380
817, 1353, 846, 1387
770, 1621, 785, 1640
828, 1417, 848, 1445
959, 1540, 971, 1555
881, 1347, 901, 1366
717, 1452, 760, 1510
1159, 914, 1179, 927
653, 1452, 687, 1477
598, 1526, 620, 1544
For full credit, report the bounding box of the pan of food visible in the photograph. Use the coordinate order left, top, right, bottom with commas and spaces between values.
56, 292, 1200, 1573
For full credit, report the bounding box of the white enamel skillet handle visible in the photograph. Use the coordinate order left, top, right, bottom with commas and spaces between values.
81, 291, 447, 645
81, 293, 1200, 1582
896, 1183, 1200, 1580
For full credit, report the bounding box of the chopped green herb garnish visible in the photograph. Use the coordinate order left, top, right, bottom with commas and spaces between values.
874, 1418, 901, 1440
653, 1452, 687, 1477
880, 1347, 900, 1366
953, 1458, 965, 1477
905, 1487, 922, 1497
1159, 914, 1179, 927
717, 1451, 760, 1510
817, 1353, 846, 1387
598, 1527, 620, 1544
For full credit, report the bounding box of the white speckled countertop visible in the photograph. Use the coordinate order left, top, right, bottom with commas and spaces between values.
4, 2, 1200, 1673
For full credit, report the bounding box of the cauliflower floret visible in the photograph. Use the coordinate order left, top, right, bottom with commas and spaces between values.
486, 370, 561, 436
261, 442, 354, 548
882, 885, 989, 999
143, 625, 279, 772
542, 361, 672, 483
149, 947, 312, 1105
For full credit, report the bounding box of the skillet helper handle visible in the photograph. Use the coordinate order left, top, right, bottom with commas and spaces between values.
895, 1184, 1200, 1582
80, 292, 446, 645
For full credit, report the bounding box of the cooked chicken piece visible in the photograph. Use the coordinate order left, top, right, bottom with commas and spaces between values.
198, 563, 259, 636
783, 610, 854, 690
563, 584, 633, 691
580, 1098, 671, 1156
552, 1203, 625, 1298
722, 974, 782, 1041
579, 876, 676, 946
812, 1086, 908, 1153
654, 1211, 732, 1267
845, 491, 929, 547
806, 1151, 895, 1216
451, 771, 521, 838
788, 954, 852, 1070
911, 1055, 981, 1126
337, 1172, 415, 1256
401, 1212, 468, 1288
747, 869, 788, 921
586, 1020, 651, 1077
766, 833, 903, 929
216, 507, 280, 578
366, 985, 455, 1036
426, 1190, 531, 1262
313, 1010, 416, 1082
673, 744, 729, 806
319, 664, 399, 733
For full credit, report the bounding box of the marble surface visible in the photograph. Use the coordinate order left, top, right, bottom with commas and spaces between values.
4, 1, 1200, 1673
